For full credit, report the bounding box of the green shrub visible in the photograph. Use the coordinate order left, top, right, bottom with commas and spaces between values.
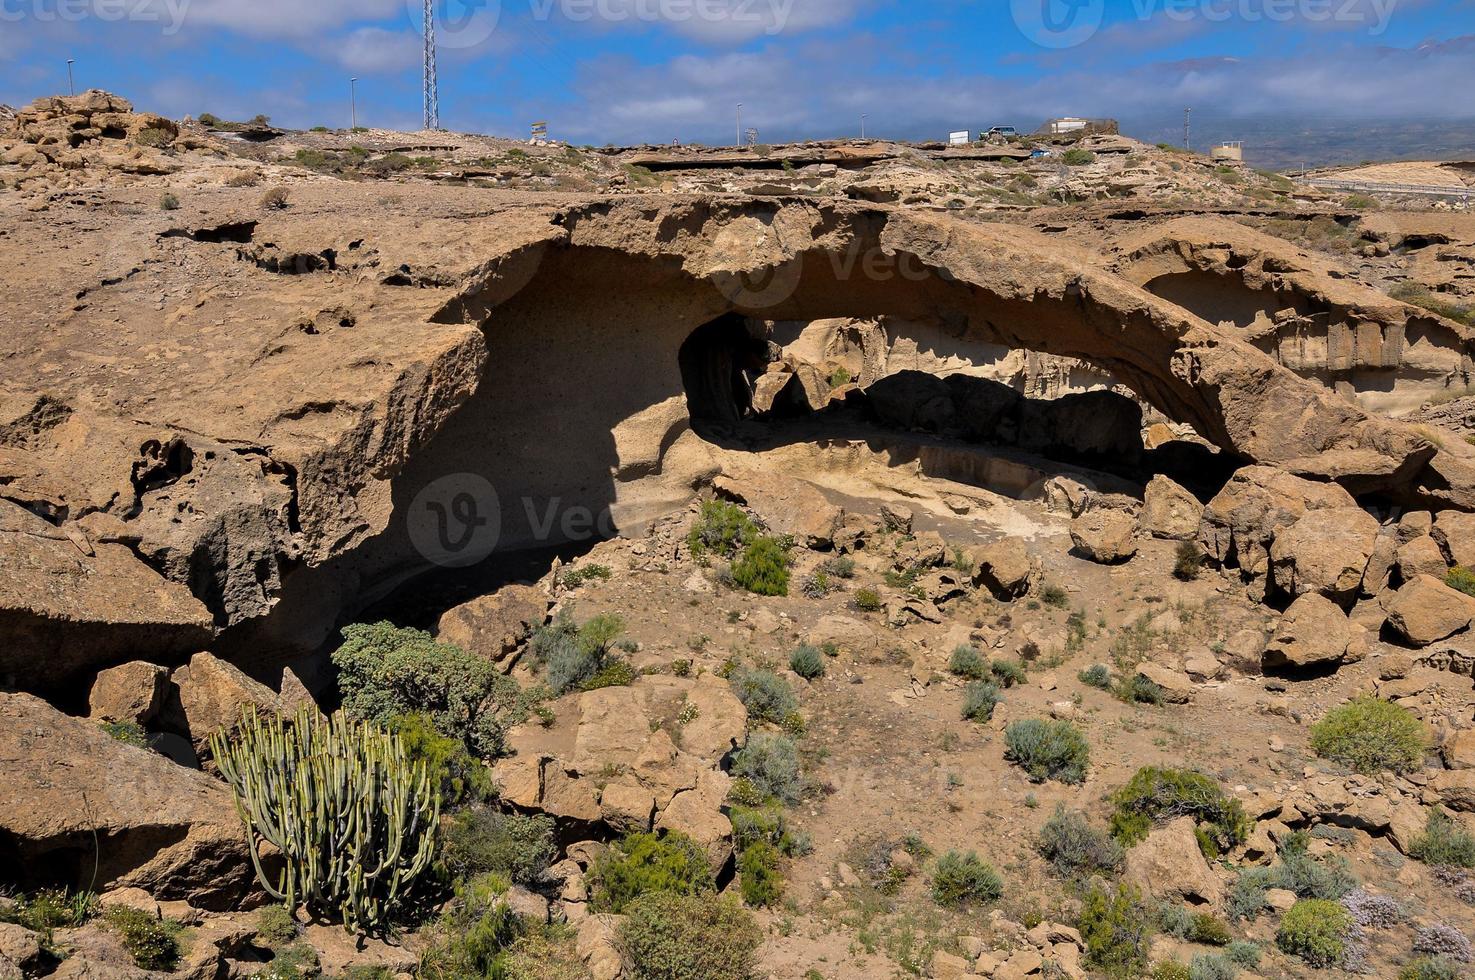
159, 192, 180, 211
1004, 719, 1090, 784
930, 850, 1003, 907
1190, 913, 1231, 946
1309, 695, 1426, 774
1041, 584, 1070, 608
1223, 941, 1261, 968
990, 659, 1027, 688
1187, 954, 1236, 980
592, 832, 715, 913
136, 126, 173, 148
103, 905, 181, 971
1078, 883, 1152, 979
442, 807, 556, 885
1039, 805, 1123, 877
789, 645, 825, 680
1174, 541, 1204, 581
949, 645, 989, 679
390, 711, 495, 806
1412, 808, 1475, 868
730, 667, 797, 724
1079, 664, 1112, 689
1116, 674, 1165, 706
853, 588, 883, 612
527, 612, 629, 695
1062, 148, 1096, 166
729, 804, 809, 856
0, 888, 98, 935
101, 720, 150, 748
828, 366, 853, 387
1150, 964, 1190, 980
1108, 767, 1250, 857
731, 732, 802, 803
1276, 898, 1351, 967
737, 840, 783, 907
1401, 957, 1463, 980
260, 185, 290, 208
618, 892, 761, 980
821, 555, 856, 579
1447, 566, 1475, 598
559, 563, 612, 589
257, 942, 321, 979
962, 681, 1002, 723
334, 621, 524, 758
731, 536, 791, 596
199, 112, 221, 126
688, 501, 756, 558
419, 874, 521, 980
256, 904, 299, 945
1270, 847, 1356, 901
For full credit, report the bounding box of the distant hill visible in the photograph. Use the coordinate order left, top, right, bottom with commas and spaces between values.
1121, 115, 1475, 172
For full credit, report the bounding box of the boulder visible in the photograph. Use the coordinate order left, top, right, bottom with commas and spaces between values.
576, 914, 624, 980
0, 501, 212, 693
1134, 663, 1194, 703
1123, 817, 1224, 909
0, 925, 41, 974
1443, 729, 1475, 770
713, 471, 844, 548
1385, 574, 1475, 646
0, 692, 251, 908
1398, 535, 1450, 583
1262, 593, 1368, 672
1434, 511, 1475, 568
166, 651, 282, 755
967, 539, 1038, 600
1198, 466, 1356, 596
492, 676, 744, 858
1138, 475, 1202, 540
435, 584, 549, 663
1069, 510, 1137, 564
88, 661, 168, 725
1269, 507, 1380, 605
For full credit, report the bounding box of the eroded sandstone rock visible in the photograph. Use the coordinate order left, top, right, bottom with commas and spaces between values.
1138, 475, 1202, 541
436, 584, 549, 664
1070, 510, 1137, 564
1385, 574, 1475, 646
1263, 593, 1368, 672
0, 692, 250, 907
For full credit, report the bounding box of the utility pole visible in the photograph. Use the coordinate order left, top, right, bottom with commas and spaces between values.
1183, 106, 1192, 151
736, 104, 743, 148
861, 113, 867, 139
350, 77, 359, 130
66, 59, 75, 96
422, 0, 440, 131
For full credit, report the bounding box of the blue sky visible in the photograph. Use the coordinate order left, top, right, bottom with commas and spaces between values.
2, 0, 1473, 145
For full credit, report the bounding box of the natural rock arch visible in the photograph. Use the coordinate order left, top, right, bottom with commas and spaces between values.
225, 199, 1455, 657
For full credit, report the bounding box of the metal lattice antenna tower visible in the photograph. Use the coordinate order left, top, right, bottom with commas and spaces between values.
422, 0, 440, 131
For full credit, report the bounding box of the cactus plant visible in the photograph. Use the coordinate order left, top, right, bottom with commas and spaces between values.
211, 706, 441, 933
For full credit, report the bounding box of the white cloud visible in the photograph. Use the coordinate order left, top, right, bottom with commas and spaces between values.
335, 26, 422, 72
543, 32, 1475, 146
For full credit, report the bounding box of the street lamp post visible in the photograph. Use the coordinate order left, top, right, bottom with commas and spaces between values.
861, 113, 867, 139
736, 104, 743, 148
351, 77, 359, 130
66, 59, 75, 96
